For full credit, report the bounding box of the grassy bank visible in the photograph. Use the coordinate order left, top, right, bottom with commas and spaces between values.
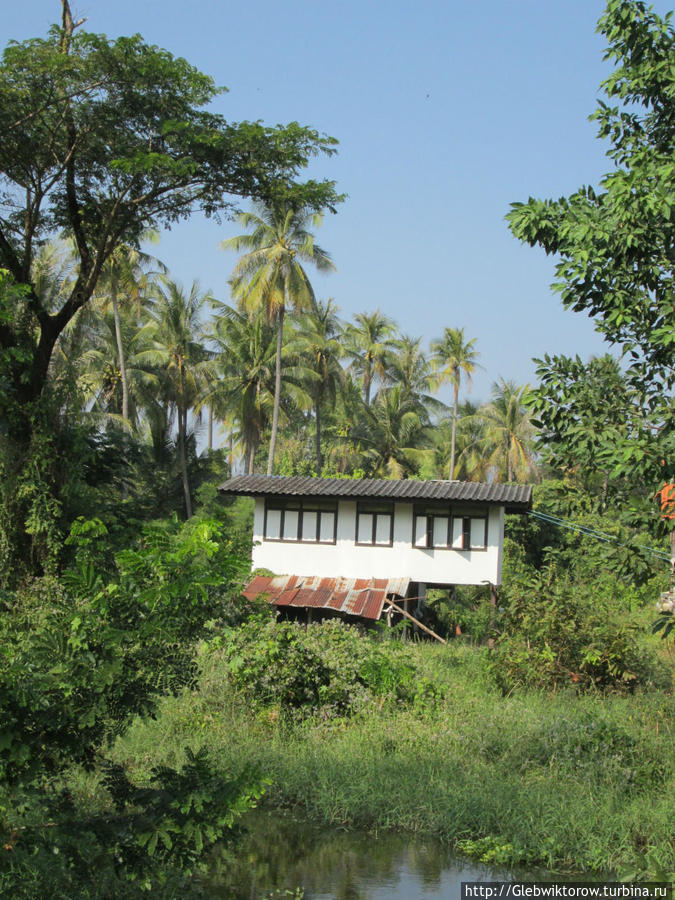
111, 640, 675, 878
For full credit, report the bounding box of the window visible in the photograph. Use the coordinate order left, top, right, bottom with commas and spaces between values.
451, 515, 487, 550
356, 502, 394, 546
264, 499, 337, 544
414, 504, 450, 548
415, 506, 487, 551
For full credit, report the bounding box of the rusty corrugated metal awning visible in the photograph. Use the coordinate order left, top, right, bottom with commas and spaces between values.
242, 574, 410, 621
219, 474, 532, 512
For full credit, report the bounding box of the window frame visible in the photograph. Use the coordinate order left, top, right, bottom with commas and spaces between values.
412, 505, 488, 551
355, 501, 394, 547
263, 498, 338, 545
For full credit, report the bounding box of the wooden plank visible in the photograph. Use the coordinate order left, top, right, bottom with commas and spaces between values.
384, 599, 447, 645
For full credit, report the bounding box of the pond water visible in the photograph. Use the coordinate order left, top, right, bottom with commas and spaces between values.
200, 809, 543, 899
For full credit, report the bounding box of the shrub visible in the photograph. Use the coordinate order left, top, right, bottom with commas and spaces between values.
0, 516, 257, 894
212, 618, 432, 719
487, 567, 671, 694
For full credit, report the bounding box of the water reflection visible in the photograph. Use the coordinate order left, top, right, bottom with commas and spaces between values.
201, 809, 519, 899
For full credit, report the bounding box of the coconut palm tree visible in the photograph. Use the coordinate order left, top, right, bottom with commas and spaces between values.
287, 299, 344, 473
78, 309, 158, 428
205, 305, 276, 474
452, 401, 492, 482
92, 239, 166, 429
390, 334, 447, 422
430, 327, 481, 479
206, 304, 316, 474
477, 379, 539, 483
139, 279, 211, 517
344, 310, 399, 406
357, 385, 432, 478
221, 202, 335, 475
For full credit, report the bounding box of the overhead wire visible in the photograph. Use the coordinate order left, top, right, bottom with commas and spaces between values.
527, 509, 672, 563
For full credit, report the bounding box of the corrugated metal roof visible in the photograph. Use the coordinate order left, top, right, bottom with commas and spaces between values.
242, 574, 410, 621
220, 474, 532, 512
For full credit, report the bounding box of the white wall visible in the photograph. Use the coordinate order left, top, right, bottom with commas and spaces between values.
251, 499, 505, 586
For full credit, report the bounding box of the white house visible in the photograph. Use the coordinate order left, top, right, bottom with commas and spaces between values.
219, 475, 532, 622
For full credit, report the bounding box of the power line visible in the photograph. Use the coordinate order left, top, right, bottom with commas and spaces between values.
527, 509, 671, 563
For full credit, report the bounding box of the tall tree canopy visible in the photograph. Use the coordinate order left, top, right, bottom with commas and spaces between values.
222, 202, 335, 474
0, 1, 341, 424
430, 327, 481, 479
344, 310, 399, 406
507, 0, 674, 490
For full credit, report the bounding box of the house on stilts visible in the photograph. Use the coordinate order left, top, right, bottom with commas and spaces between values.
218, 475, 533, 628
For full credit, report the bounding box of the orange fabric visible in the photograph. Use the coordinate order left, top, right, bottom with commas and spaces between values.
656, 482, 675, 519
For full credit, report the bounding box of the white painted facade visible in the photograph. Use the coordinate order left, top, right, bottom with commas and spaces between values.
251, 498, 506, 586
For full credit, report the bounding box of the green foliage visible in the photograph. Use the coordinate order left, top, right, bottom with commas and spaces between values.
1, 749, 265, 897
425, 587, 495, 643
0, 516, 254, 893
524, 713, 668, 790
652, 607, 674, 641
119, 641, 674, 878
507, 0, 675, 489
0, 516, 240, 782
0, 389, 94, 584
488, 564, 671, 694
0, 271, 32, 425
0, 16, 341, 406
222, 201, 336, 475
212, 618, 432, 719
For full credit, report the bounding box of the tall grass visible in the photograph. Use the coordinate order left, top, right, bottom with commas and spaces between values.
113, 642, 674, 877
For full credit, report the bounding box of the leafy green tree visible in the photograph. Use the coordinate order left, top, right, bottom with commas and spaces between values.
0, 3, 341, 570
430, 327, 481, 479
529, 354, 642, 505
318, 372, 368, 476
476, 380, 539, 483
357, 385, 432, 478
434, 401, 489, 481
0, 516, 262, 894
390, 335, 445, 420
78, 308, 158, 429
287, 299, 344, 472
222, 203, 335, 475
0, 5, 339, 420
206, 305, 277, 474
344, 310, 399, 406
92, 240, 167, 429
507, 0, 674, 491
140, 280, 211, 518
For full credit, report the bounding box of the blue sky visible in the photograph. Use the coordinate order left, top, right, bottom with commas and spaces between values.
6, 1, 671, 407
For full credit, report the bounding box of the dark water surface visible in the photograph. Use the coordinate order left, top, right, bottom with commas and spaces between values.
201, 809, 532, 899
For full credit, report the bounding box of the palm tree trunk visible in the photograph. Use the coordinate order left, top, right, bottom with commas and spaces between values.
364, 365, 372, 406
450, 382, 459, 479
208, 405, 213, 452
179, 408, 193, 518
266, 304, 285, 476
177, 383, 193, 517
315, 398, 322, 474
111, 281, 130, 429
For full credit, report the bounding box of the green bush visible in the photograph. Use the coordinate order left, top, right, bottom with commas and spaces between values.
212, 618, 433, 719
487, 567, 671, 694
0, 516, 258, 895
